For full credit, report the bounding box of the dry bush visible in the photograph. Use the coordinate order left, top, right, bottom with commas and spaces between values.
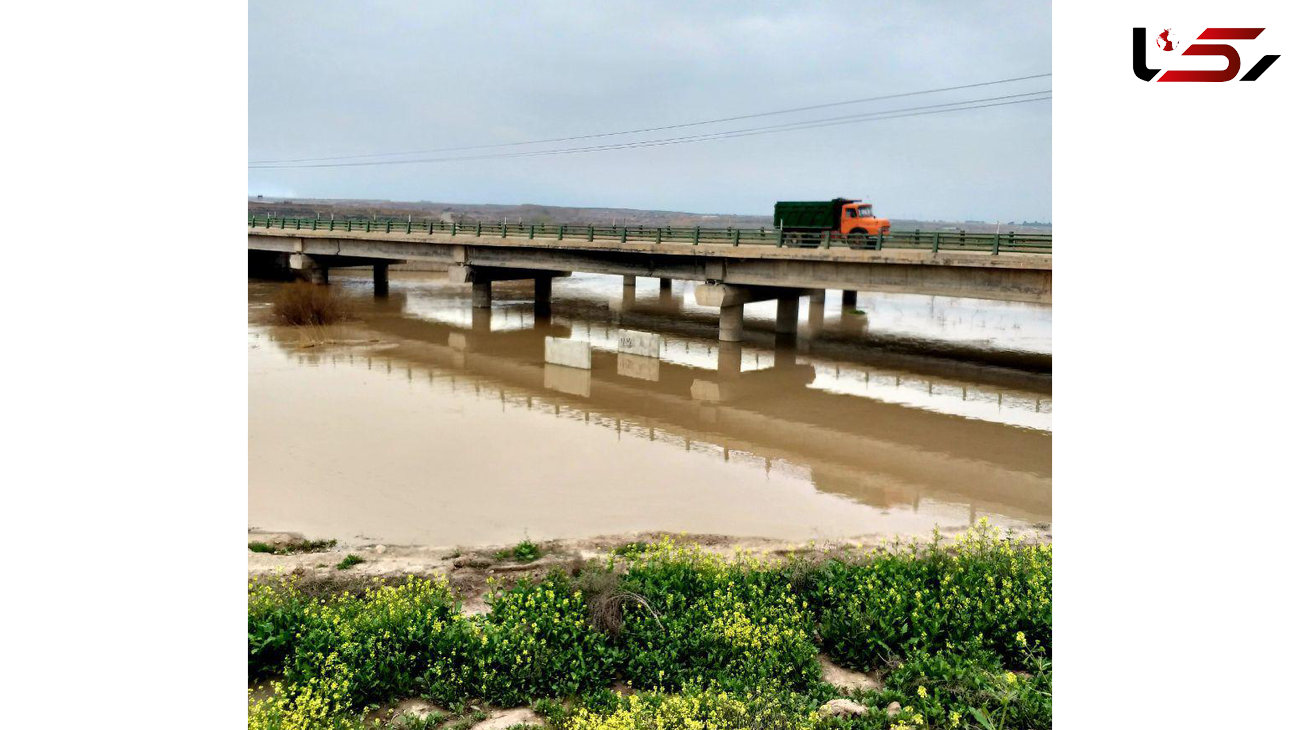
272, 282, 352, 326
578, 569, 660, 638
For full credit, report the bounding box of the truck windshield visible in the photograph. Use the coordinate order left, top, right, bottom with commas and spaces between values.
858, 206, 873, 217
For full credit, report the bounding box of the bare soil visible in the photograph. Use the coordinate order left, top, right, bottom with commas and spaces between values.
248, 526, 1050, 611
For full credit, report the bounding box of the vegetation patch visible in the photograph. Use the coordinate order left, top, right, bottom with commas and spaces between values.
495, 539, 542, 563
272, 281, 352, 326
249, 538, 338, 555
336, 554, 366, 570
248, 522, 1050, 729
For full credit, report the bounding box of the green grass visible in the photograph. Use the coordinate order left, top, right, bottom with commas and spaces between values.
335, 554, 364, 570
495, 539, 541, 563
248, 522, 1050, 730
611, 540, 649, 557
248, 538, 337, 555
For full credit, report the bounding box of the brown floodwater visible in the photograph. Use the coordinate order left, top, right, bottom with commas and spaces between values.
249, 271, 1050, 547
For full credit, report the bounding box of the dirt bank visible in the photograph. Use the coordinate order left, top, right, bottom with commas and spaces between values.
248, 526, 1051, 614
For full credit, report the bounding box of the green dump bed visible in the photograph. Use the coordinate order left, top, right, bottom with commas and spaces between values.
773, 199, 852, 230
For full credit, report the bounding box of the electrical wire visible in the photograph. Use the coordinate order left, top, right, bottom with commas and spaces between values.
249, 91, 1050, 169
249, 73, 1051, 165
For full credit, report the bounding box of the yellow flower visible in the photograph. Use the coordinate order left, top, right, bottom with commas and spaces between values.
1005, 671, 1018, 684
917, 686, 927, 698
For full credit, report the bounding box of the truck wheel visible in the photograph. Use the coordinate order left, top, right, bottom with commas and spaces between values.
847, 229, 869, 249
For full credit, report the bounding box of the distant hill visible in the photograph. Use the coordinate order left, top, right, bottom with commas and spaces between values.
248, 197, 1050, 234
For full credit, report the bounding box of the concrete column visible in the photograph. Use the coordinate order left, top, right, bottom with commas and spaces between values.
471, 308, 491, 331
841, 290, 857, 308
471, 281, 492, 309
774, 342, 797, 368
535, 277, 552, 315
775, 297, 799, 335
719, 303, 744, 342
308, 265, 328, 285
623, 275, 637, 293
373, 263, 389, 297
659, 278, 672, 292
808, 290, 826, 334
717, 341, 743, 377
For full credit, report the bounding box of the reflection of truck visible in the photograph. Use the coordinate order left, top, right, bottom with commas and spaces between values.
774, 198, 890, 248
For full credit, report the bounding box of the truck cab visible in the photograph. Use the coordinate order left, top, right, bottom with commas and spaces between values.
840, 201, 890, 239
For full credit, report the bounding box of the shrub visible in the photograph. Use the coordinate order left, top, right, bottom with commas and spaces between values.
248, 578, 311, 680
285, 576, 478, 708
336, 554, 364, 570
246, 526, 1052, 729
566, 686, 815, 730
497, 539, 541, 563
812, 522, 1051, 671
617, 541, 820, 694
477, 574, 618, 704
272, 282, 351, 326
884, 645, 1052, 730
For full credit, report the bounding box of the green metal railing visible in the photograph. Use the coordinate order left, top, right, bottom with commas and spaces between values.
247, 215, 1051, 255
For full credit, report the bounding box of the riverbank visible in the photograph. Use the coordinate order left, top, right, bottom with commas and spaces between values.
249, 522, 1051, 730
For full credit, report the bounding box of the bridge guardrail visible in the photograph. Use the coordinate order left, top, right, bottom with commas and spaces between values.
247, 215, 1051, 255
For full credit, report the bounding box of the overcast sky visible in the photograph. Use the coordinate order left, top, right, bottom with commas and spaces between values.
249, 1, 1050, 221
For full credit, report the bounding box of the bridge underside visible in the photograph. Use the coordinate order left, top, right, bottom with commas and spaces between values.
250, 230, 1050, 342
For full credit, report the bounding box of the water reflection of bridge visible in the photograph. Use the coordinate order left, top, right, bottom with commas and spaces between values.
265, 296, 1050, 525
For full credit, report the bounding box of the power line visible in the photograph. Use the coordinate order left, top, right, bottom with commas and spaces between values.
249, 91, 1050, 170
249, 73, 1051, 164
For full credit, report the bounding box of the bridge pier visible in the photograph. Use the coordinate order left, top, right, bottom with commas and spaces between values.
719, 304, 744, 343
449, 264, 570, 311
697, 282, 801, 343
289, 253, 329, 284
717, 341, 743, 377
808, 290, 826, 334
659, 278, 671, 293
841, 290, 858, 308
535, 277, 552, 316
775, 297, 799, 335
373, 263, 389, 297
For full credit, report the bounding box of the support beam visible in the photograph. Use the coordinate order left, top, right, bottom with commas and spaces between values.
289, 253, 329, 284
449, 264, 570, 284
694, 283, 797, 308
373, 263, 389, 297
775, 297, 799, 334
471, 281, 492, 309
719, 303, 744, 342
659, 278, 672, 292
841, 290, 857, 308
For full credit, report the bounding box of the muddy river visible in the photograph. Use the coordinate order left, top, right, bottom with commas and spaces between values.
249, 271, 1050, 547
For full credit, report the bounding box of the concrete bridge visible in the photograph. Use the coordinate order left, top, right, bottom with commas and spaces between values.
249, 220, 1051, 342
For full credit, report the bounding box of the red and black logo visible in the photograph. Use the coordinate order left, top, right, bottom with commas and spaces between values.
1133, 27, 1280, 81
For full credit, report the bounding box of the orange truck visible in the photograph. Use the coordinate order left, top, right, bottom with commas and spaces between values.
773, 198, 890, 248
